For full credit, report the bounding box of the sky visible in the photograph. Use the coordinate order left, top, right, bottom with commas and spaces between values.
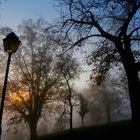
0, 0, 58, 29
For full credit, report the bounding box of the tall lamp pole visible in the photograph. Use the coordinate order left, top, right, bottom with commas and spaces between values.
0, 32, 21, 139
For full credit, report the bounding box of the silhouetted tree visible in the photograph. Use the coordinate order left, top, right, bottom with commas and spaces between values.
56, 54, 80, 131
5, 19, 62, 140
56, 0, 140, 128
78, 94, 89, 127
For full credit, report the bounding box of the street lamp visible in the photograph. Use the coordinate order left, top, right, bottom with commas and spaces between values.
0, 32, 21, 138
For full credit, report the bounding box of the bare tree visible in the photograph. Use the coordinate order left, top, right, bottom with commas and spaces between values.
56, 0, 140, 129
5, 19, 62, 140
77, 93, 89, 127
56, 54, 80, 131
89, 73, 129, 124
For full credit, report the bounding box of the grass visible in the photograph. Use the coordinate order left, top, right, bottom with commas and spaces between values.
37, 119, 134, 140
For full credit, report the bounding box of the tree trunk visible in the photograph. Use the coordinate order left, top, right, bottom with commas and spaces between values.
115, 38, 140, 137
29, 121, 38, 140
70, 105, 73, 132
106, 105, 111, 124
81, 117, 84, 127
66, 79, 73, 132
127, 72, 140, 128
120, 47, 140, 134
104, 90, 111, 123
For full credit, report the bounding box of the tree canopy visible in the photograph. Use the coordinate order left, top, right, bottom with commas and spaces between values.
5, 19, 64, 140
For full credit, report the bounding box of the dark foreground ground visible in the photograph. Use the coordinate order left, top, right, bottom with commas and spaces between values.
37, 120, 138, 140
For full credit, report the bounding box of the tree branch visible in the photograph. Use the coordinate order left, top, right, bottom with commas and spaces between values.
70, 13, 116, 42
119, 3, 140, 37
135, 61, 140, 72
58, 34, 102, 56
130, 38, 140, 41
89, 11, 116, 42
129, 27, 140, 37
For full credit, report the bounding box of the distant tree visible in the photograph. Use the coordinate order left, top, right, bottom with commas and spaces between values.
5, 19, 62, 140
77, 94, 89, 127
89, 73, 129, 124
55, 102, 69, 131
90, 88, 120, 123
56, 0, 140, 128
56, 54, 80, 131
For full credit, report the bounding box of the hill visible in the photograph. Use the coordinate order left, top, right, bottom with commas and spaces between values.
37, 119, 136, 140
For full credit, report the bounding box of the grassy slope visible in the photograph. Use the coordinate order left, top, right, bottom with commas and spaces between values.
38, 119, 133, 140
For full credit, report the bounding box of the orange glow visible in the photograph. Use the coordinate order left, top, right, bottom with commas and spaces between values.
9, 90, 29, 103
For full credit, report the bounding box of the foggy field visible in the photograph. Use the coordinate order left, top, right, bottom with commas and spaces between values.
38, 119, 132, 140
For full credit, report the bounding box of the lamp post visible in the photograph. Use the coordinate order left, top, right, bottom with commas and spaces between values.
0, 32, 21, 139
